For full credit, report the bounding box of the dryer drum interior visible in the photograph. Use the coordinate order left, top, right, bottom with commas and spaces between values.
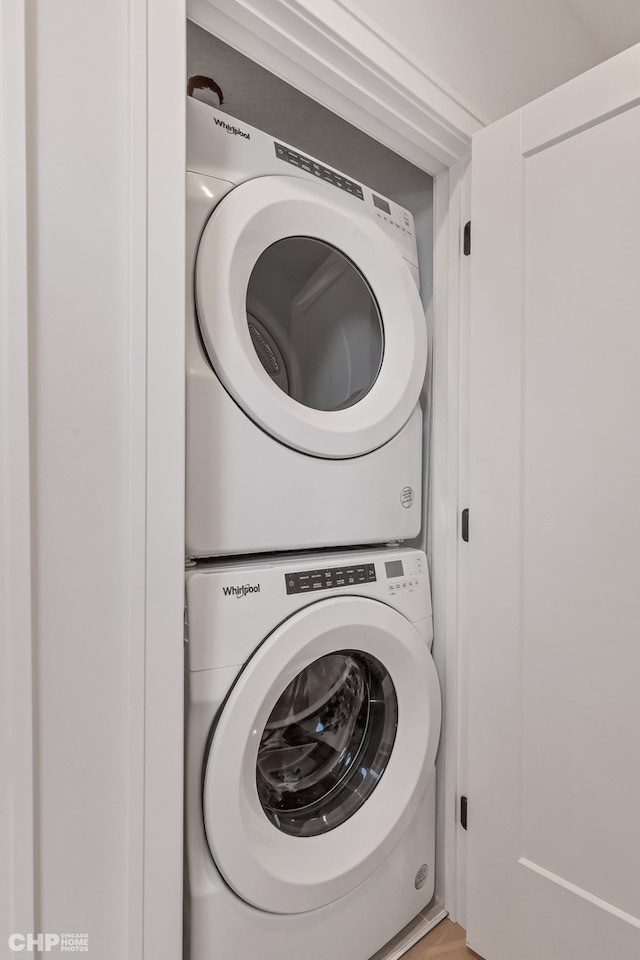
245, 237, 384, 412
256, 650, 397, 838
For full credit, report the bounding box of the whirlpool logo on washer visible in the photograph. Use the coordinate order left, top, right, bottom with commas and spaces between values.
222, 583, 261, 598
213, 117, 250, 139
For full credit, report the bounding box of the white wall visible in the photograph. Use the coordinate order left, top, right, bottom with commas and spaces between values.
345, 0, 606, 123
564, 0, 640, 59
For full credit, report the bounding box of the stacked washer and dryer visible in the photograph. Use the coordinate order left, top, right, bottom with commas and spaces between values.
184, 96, 442, 960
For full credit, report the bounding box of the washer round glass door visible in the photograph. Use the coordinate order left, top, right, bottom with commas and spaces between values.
256, 649, 397, 838
202, 597, 441, 914
195, 175, 427, 459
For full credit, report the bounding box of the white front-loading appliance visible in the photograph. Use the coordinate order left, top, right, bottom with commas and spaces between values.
186, 97, 428, 558
184, 546, 441, 960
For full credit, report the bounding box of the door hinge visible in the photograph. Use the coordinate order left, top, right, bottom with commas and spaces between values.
461, 508, 469, 542
463, 220, 471, 256
460, 796, 468, 830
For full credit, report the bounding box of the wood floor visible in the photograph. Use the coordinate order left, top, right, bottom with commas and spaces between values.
402, 919, 482, 960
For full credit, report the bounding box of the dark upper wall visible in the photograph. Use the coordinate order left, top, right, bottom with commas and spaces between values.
187, 21, 432, 208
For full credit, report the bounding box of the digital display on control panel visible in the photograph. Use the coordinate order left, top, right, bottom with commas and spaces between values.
373, 194, 391, 214
274, 143, 364, 200
285, 563, 376, 595
384, 560, 404, 579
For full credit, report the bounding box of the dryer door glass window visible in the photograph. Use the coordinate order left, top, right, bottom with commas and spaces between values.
256, 650, 397, 837
246, 238, 384, 412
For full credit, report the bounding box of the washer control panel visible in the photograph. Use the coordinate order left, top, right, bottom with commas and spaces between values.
285, 562, 376, 595
385, 554, 425, 595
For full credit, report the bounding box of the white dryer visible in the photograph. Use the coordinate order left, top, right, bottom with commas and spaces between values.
184, 547, 441, 960
186, 98, 428, 558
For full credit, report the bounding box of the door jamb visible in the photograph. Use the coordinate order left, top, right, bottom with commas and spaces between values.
0, 0, 35, 944
185, 0, 474, 925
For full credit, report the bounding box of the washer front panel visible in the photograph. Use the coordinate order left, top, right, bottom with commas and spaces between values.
195, 176, 427, 459
202, 596, 441, 914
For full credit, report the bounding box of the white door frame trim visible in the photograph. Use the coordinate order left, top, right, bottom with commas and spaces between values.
0, 0, 35, 945
141, 3, 187, 959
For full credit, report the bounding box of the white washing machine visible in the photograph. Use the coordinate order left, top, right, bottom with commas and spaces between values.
184, 547, 441, 960
186, 97, 428, 558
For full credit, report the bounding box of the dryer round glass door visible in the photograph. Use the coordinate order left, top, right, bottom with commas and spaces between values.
202, 596, 441, 914
195, 175, 427, 458
246, 238, 384, 412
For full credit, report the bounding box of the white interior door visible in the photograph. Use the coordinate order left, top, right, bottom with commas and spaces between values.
466, 45, 640, 960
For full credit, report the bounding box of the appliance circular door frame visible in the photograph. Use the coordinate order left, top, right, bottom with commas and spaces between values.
202, 596, 441, 914
195, 175, 428, 459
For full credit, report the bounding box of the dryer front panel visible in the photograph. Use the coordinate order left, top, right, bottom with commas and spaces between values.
195, 176, 427, 459
202, 596, 441, 914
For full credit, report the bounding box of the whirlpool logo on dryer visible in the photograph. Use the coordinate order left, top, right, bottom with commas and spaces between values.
213, 117, 250, 139
222, 583, 261, 598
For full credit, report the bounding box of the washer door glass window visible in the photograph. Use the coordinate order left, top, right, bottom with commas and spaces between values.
256, 650, 396, 837
246, 238, 384, 412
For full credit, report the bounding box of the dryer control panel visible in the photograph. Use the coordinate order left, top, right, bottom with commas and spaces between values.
273, 141, 415, 248
186, 98, 419, 274
275, 143, 365, 200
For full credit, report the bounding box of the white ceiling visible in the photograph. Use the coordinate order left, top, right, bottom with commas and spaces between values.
565, 0, 640, 58
347, 0, 640, 123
